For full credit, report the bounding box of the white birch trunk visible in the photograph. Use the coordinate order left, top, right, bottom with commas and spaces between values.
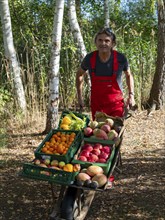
68, 0, 91, 93
45, 0, 64, 131
68, 0, 87, 60
104, 0, 110, 28
0, 0, 26, 112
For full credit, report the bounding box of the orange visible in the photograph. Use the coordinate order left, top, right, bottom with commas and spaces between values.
41, 147, 47, 153
70, 132, 76, 137
49, 147, 54, 152
56, 131, 61, 137
61, 136, 66, 142
45, 150, 52, 154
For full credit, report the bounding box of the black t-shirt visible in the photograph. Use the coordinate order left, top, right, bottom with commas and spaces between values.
81, 50, 129, 90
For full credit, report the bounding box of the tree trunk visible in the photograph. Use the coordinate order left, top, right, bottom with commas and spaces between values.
104, 0, 110, 28
147, 0, 165, 111
0, 0, 26, 112
68, 0, 91, 108
44, 0, 65, 133
68, 0, 87, 60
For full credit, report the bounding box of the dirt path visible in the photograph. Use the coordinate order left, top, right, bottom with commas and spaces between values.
0, 110, 165, 220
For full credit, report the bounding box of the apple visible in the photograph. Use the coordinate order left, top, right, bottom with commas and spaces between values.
101, 146, 111, 154
82, 144, 93, 152
99, 152, 109, 160
43, 159, 50, 165
80, 150, 90, 158
51, 159, 59, 166
78, 156, 87, 161
88, 154, 98, 162
100, 124, 111, 133
91, 149, 101, 156
58, 161, 65, 168
93, 143, 103, 150
107, 130, 118, 140
34, 159, 41, 165
97, 158, 107, 163
84, 127, 93, 137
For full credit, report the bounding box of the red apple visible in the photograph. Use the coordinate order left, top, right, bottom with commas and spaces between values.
93, 143, 103, 150
88, 154, 98, 162
97, 158, 107, 163
102, 146, 111, 154
80, 150, 90, 158
84, 127, 93, 137
78, 156, 87, 161
82, 144, 93, 152
99, 152, 109, 160
100, 124, 111, 133
91, 149, 101, 156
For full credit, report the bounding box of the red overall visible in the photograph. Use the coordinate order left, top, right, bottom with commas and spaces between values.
90, 50, 124, 119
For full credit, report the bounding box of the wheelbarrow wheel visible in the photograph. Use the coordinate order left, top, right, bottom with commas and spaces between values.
60, 187, 96, 220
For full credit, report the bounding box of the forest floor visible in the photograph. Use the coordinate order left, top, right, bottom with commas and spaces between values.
0, 109, 165, 220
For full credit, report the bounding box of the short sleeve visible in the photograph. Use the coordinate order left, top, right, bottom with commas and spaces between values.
80, 53, 92, 71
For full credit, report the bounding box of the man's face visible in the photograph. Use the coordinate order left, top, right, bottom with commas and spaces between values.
95, 33, 114, 52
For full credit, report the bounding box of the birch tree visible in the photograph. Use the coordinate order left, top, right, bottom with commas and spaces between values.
68, 0, 87, 60
68, 0, 91, 103
104, 0, 110, 28
44, 0, 65, 132
0, 0, 26, 112
148, 0, 165, 112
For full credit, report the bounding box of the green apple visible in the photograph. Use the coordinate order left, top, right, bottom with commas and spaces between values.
43, 158, 50, 165
58, 161, 65, 168
51, 160, 59, 166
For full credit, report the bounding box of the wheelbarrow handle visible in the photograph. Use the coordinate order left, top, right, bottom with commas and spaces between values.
124, 104, 138, 119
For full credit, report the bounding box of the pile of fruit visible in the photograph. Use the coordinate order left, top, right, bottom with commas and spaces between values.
40, 131, 76, 155
33, 158, 81, 174
76, 142, 111, 163
75, 165, 108, 189
83, 117, 121, 146
60, 111, 87, 130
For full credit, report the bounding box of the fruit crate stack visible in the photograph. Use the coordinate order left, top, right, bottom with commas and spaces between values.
71, 111, 125, 189
20, 110, 90, 185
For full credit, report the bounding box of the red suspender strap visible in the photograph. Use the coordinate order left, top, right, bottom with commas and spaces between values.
90, 50, 118, 73
90, 50, 97, 72
113, 50, 118, 73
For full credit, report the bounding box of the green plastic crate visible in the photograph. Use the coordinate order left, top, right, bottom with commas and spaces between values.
34, 129, 83, 163
58, 110, 90, 130
72, 138, 116, 175
20, 163, 78, 185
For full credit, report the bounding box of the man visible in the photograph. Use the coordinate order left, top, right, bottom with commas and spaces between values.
76, 28, 136, 119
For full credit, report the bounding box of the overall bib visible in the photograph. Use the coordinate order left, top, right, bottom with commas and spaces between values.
90, 50, 124, 119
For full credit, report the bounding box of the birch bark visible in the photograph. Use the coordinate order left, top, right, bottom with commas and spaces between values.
68, 0, 91, 102
68, 0, 87, 60
0, 0, 26, 112
104, 0, 110, 28
45, 0, 64, 132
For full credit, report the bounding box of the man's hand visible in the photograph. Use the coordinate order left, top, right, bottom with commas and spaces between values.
76, 67, 86, 112
126, 94, 136, 109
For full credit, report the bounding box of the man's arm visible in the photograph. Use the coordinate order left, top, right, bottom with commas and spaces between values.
124, 68, 136, 107
76, 67, 86, 108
